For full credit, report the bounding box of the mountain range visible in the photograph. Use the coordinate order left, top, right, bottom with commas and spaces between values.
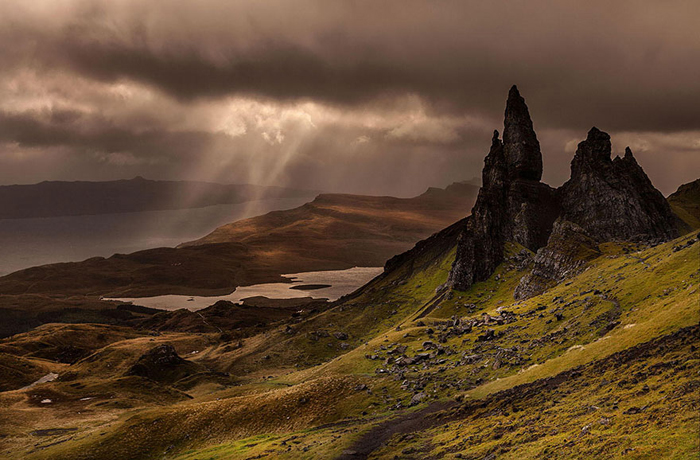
0, 177, 316, 219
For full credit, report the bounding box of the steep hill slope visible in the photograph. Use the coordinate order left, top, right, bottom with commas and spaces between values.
668, 178, 700, 230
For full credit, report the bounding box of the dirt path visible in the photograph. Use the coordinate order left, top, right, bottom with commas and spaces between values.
336, 400, 457, 459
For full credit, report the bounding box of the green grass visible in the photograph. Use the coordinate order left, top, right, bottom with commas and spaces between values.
4, 232, 698, 460
372, 326, 700, 459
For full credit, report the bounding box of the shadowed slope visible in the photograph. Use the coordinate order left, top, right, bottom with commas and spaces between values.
668, 178, 700, 230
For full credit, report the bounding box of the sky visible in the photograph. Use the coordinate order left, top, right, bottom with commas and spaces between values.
0, 0, 698, 196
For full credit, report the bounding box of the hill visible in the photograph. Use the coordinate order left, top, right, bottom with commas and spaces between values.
668, 178, 700, 229
0, 183, 478, 337
0, 177, 316, 219
180, 181, 479, 263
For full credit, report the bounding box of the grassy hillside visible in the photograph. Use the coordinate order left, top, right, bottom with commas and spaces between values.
179, 182, 478, 274
668, 178, 700, 230
0, 224, 696, 460
183, 183, 478, 254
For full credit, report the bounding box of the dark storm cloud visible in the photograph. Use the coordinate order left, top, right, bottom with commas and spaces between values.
7, 0, 693, 132
0, 109, 215, 159
0, 0, 698, 195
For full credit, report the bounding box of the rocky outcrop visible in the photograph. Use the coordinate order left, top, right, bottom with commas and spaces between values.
127, 344, 202, 383
448, 86, 559, 291
513, 219, 600, 299
448, 86, 679, 297
559, 128, 678, 243
515, 128, 680, 299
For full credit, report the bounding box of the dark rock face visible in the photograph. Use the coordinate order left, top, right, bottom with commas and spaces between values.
513, 219, 600, 299
448, 86, 559, 291
449, 87, 679, 296
513, 129, 679, 298
506, 179, 560, 251
559, 128, 678, 242
503, 86, 543, 181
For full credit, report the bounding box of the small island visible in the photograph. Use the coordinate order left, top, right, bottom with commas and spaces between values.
289, 284, 332, 291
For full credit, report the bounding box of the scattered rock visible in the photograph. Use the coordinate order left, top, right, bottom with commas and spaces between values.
623, 406, 647, 415
409, 392, 427, 406
477, 329, 496, 342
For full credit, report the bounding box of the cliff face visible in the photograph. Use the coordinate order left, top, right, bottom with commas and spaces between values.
449, 86, 679, 296
513, 128, 679, 298
513, 219, 600, 299
559, 128, 678, 242
448, 86, 559, 291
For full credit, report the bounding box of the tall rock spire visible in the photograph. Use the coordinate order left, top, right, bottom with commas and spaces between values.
449, 87, 679, 295
503, 85, 543, 181
447, 86, 558, 291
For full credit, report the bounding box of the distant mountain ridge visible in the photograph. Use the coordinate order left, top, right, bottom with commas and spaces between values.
0, 177, 316, 219
182, 181, 479, 251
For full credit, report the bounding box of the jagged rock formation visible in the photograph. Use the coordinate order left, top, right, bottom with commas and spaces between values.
558, 128, 678, 242
448, 86, 559, 291
448, 86, 679, 296
514, 129, 679, 299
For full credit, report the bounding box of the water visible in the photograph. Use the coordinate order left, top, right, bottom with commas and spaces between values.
104, 266, 384, 311
0, 197, 310, 276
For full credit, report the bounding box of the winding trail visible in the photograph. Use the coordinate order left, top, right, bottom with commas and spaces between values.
336, 400, 457, 459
